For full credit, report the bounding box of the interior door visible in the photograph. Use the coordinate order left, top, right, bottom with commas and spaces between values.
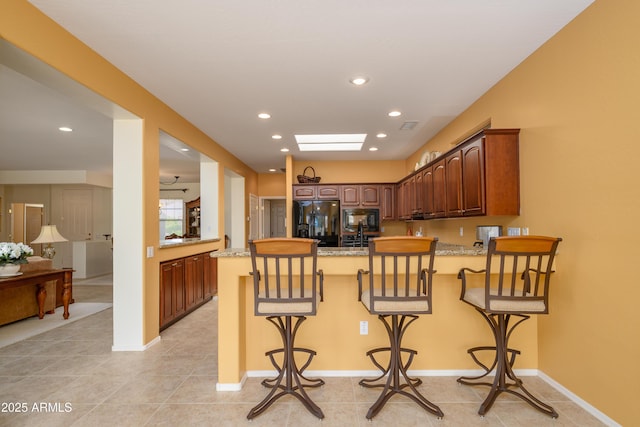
61, 189, 93, 241
270, 200, 286, 237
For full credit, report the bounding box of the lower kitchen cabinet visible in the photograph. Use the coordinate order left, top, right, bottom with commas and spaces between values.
160, 251, 217, 330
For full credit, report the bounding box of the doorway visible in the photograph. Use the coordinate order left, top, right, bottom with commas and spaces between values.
261, 197, 286, 239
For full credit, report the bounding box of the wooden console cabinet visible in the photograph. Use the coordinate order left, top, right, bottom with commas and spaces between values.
160, 251, 217, 330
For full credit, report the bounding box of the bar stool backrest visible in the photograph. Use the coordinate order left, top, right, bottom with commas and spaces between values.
363, 236, 438, 315
483, 236, 562, 314
249, 238, 321, 317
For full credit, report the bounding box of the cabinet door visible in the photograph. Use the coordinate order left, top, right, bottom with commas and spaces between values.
462, 138, 485, 215
185, 254, 204, 310
397, 179, 412, 219
380, 184, 395, 220
340, 185, 360, 206
173, 259, 186, 317
160, 261, 175, 326
445, 151, 463, 217
317, 185, 339, 199
414, 173, 423, 217
204, 254, 218, 297
432, 159, 447, 218
422, 167, 434, 218
293, 185, 316, 200
361, 185, 380, 207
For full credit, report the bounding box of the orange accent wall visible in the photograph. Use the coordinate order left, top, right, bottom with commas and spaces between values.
407, 1, 639, 424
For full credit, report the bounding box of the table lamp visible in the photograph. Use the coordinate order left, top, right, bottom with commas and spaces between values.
31, 225, 68, 259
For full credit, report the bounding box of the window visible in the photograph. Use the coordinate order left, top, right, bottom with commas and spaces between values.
159, 199, 184, 239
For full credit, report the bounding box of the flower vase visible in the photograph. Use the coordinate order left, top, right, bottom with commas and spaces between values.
0, 264, 21, 276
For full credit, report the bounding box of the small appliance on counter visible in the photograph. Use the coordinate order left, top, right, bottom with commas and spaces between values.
475, 225, 503, 247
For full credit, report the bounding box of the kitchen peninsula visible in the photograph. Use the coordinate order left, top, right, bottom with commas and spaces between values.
213, 243, 545, 390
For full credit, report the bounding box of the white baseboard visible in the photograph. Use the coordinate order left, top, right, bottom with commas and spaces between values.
111, 335, 161, 352
538, 371, 620, 427
216, 373, 247, 391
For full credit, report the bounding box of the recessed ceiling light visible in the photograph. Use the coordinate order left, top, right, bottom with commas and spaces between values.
376, 133, 387, 138
369, 147, 378, 151
272, 134, 282, 140
388, 111, 402, 117
350, 76, 369, 86
258, 113, 271, 119
58, 127, 73, 132
268, 168, 277, 172
180, 148, 189, 152
280, 147, 290, 152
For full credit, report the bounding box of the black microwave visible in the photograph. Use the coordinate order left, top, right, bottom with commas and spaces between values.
342, 209, 379, 233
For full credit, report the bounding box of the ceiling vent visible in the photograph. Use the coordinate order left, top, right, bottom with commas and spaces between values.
400, 121, 418, 130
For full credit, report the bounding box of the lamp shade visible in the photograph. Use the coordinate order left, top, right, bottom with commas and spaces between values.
31, 225, 68, 244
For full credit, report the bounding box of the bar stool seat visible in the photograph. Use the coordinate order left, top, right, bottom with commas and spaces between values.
247, 238, 325, 420
457, 235, 562, 418
357, 236, 444, 420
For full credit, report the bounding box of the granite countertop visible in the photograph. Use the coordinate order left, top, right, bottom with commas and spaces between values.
159, 237, 219, 248
211, 242, 485, 258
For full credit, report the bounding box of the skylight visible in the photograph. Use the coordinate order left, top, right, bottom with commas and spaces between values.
294, 134, 366, 151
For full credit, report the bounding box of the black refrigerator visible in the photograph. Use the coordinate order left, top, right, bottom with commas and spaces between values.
293, 200, 340, 246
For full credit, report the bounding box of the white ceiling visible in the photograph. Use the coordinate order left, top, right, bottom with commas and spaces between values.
2, 1, 594, 181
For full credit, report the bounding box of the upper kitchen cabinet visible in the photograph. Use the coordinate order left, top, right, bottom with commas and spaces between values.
409, 128, 519, 220
340, 184, 381, 207
441, 128, 519, 217
293, 184, 340, 200
483, 129, 520, 215
380, 184, 396, 221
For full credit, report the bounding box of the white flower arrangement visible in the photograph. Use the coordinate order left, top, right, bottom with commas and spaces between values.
0, 242, 34, 265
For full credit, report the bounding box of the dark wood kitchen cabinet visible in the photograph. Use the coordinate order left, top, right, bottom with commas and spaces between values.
445, 150, 463, 217
340, 184, 380, 207
446, 129, 518, 217
431, 159, 447, 218
160, 258, 185, 328
317, 185, 340, 199
293, 185, 317, 200
380, 184, 396, 220
421, 167, 435, 219
185, 253, 204, 310
460, 137, 485, 215
160, 251, 217, 330
404, 128, 519, 220
293, 184, 339, 200
203, 252, 217, 298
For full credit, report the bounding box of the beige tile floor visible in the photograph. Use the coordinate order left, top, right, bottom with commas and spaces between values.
0, 283, 606, 426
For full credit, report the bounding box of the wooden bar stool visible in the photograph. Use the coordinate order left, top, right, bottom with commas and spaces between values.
357, 236, 444, 420
457, 235, 562, 417
247, 238, 324, 420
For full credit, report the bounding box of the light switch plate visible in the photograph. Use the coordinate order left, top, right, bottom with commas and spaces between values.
360, 321, 368, 335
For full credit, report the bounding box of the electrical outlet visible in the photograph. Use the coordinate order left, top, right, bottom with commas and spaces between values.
146, 246, 154, 258
459, 226, 464, 236
522, 227, 529, 236
360, 321, 368, 335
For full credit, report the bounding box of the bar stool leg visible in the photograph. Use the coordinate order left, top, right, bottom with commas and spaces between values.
359, 314, 443, 420
247, 316, 324, 420
457, 311, 558, 418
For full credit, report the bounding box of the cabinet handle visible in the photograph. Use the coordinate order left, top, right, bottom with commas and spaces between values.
172, 263, 178, 267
